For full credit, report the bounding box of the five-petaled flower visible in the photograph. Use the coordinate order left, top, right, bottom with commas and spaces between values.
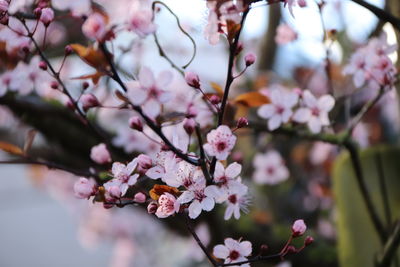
203, 125, 237, 160
253, 150, 289, 185
213, 238, 252, 266
155, 193, 180, 218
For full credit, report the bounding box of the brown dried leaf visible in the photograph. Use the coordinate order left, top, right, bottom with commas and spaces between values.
210, 82, 224, 96
70, 44, 109, 71
71, 72, 105, 85
234, 91, 270, 107
149, 184, 180, 201
0, 142, 23, 156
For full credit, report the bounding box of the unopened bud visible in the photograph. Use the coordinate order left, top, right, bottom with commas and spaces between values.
186, 105, 198, 118
134, 192, 147, 203
80, 93, 99, 111
210, 95, 220, 105
39, 61, 47, 70
236, 117, 248, 128
183, 118, 196, 135
286, 245, 297, 254
50, 81, 58, 89
64, 45, 73, 55
33, 7, 42, 18
185, 72, 200, 88
40, 7, 54, 27
147, 202, 158, 214
292, 219, 307, 237
82, 81, 90, 90
137, 154, 152, 174
244, 52, 256, 67
260, 244, 269, 255
129, 116, 143, 131
304, 236, 314, 246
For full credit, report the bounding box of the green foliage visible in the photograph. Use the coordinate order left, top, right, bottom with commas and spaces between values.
333, 146, 400, 267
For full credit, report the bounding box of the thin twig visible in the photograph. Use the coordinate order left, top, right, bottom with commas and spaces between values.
376, 221, 400, 267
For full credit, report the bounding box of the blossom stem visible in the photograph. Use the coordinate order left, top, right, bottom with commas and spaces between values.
195, 125, 212, 182
376, 221, 400, 267
99, 43, 201, 166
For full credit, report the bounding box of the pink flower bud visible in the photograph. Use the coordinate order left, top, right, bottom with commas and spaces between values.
0, 0, 9, 13
40, 8, 54, 27
64, 45, 73, 55
304, 236, 314, 246
147, 202, 158, 214
210, 95, 220, 105
183, 118, 196, 135
73, 177, 97, 199
244, 52, 256, 67
129, 116, 143, 131
186, 105, 198, 118
80, 93, 99, 111
134, 192, 146, 203
39, 61, 47, 70
50, 81, 58, 89
108, 185, 122, 199
236, 117, 248, 128
82, 81, 90, 90
185, 72, 200, 88
33, 7, 42, 17
286, 245, 297, 254
292, 219, 307, 237
137, 154, 152, 173
90, 143, 112, 164
298, 0, 307, 8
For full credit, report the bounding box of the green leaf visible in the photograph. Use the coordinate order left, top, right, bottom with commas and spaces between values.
333, 146, 400, 267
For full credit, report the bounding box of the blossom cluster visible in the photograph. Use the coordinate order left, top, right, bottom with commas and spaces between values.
258, 87, 335, 133
343, 33, 398, 90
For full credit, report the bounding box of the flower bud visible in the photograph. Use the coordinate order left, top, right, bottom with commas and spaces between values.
108, 185, 122, 199
64, 45, 73, 55
210, 95, 220, 105
90, 143, 112, 165
33, 7, 42, 17
304, 236, 314, 246
183, 118, 196, 135
292, 219, 307, 237
134, 192, 146, 203
82, 81, 90, 90
40, 8, 54, 27
286, 245, 297, 254
244, 52, 256, 67
80, 93, 100, 111
298, 0, 307, 8
147, 202, 158, 214
137, 154, 152, 174
50, 81, 58, 89
186, 105, 197, 118
185, 72, 200, 88
73, 177, 97, 199
236, 117, 248, 128
39, 61, 47, 70
129, 116, 143, 131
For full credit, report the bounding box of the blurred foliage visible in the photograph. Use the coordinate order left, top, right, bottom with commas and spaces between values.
333, 145, 400, 267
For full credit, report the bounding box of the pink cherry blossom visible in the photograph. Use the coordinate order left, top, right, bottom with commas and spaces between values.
82, 13, 107, 41
253, 150, 289, 185
90, 143, 112, 164
213, 238, 252, 266
74, 177, 97, 199
343, 33, 397, 90
126, 67, 173, 119
203, 125, 236, 160
293, 90, 335, 133
177, 170, 217, 219
155, 193, 180, 218
0, 0, 9, 13
105, 159, 139, 197
257, 88, 299, 130
127, 1, 157, 38
275, 23, 297, 45
292, 219, 307, 237
223, 182, 249, 220
40, 8, 54, 26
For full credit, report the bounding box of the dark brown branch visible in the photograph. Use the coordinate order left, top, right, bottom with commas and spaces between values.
350, 0, 400, 32
98, 43, 200, 166
376, 221, 400, 267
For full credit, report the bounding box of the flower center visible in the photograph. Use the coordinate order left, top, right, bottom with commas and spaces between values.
216, 141, 227, 152
228, 194, 237, 204
275, 105, 285, 114
311, 107, 320, 116
229, 250, 240, 261
266, 166, 275, 175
